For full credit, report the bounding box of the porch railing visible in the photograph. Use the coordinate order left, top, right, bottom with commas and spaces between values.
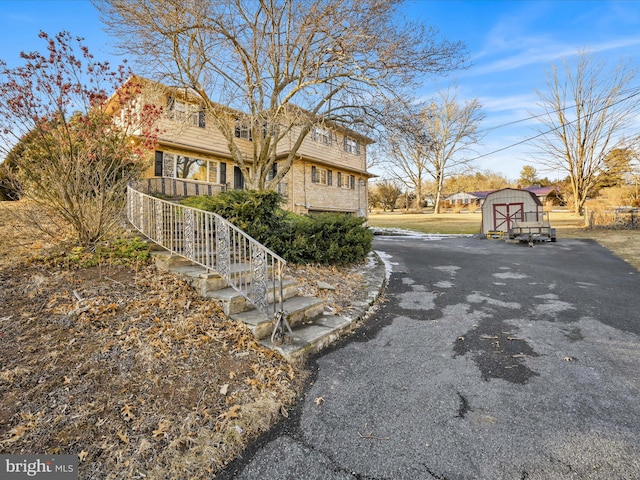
141, 177, 228, 197
127, 184, 286, 319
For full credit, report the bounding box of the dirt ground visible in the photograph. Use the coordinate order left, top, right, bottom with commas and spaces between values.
0, 201, 370, 479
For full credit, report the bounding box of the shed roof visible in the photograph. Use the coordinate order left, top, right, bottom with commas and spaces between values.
485, 188, 543, 206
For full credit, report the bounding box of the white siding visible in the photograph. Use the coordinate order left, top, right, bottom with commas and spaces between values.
481, 189, 542, 233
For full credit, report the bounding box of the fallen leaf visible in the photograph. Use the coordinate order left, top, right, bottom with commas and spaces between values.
314, 396, 325, 406
219, 383, 229, 395
78, 451, 89, 462
121, 405, 135, 422
6, 425, 27, 442
117, 430, 129, 444
152, 420, 171, 440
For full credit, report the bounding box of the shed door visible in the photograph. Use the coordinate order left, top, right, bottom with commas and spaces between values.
493, 203, 523, 231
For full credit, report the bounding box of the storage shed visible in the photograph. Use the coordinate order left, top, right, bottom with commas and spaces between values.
481, 188, 542, 234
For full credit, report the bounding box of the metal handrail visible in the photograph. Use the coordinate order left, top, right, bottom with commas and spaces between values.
127, 184, 286, 319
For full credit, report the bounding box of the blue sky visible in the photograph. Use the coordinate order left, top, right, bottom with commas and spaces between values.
2, 0, 640, 181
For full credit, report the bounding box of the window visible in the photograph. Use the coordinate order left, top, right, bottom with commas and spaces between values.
311, 166, 330, 185
313, 127, 334, 146
176, 156, 206, 180
266, 162, 278, 181
207, 161, 219, 184
235, 120, 252, 140
344, 137, 361, 155
336, 172, 356, 189
157, 151, 219, 183
167, 96, 205, 128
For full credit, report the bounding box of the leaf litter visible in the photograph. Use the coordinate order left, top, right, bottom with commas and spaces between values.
0, 201, 371, 478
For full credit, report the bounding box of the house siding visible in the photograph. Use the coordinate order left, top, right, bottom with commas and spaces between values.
133, 78, 372, 216
280, 162, 367, 215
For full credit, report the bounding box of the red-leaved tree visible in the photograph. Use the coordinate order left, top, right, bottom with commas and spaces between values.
0, 31, 161, 246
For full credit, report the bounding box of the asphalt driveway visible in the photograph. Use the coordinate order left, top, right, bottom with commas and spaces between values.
220, 235, 640, 480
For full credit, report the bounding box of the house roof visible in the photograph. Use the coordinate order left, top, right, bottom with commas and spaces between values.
521, 185, 561, 197
123, 75, 375, 145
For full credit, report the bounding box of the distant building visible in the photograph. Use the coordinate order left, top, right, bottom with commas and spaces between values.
445, 185, 563, 208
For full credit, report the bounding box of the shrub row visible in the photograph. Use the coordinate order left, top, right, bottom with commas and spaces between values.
181, 191, 372, 265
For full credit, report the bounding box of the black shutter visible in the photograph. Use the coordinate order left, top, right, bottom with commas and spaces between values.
166, 96, 175, 117
220, 162, 227, 185
154, 151, 163, 176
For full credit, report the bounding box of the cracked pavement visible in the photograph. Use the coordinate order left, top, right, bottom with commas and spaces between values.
219, 235, 640, 479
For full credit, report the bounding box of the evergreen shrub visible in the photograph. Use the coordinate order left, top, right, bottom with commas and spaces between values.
181, 191, 372, 265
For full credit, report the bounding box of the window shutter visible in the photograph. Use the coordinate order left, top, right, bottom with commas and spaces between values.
350, 175, 355, 189
220, 162, 227, 185
154, 151, 163, 176
337, 172, 342, 187
311, 166, 317, 183
328, 170, 333, 186
198, 110, 206, 128
166, 96, 175, 117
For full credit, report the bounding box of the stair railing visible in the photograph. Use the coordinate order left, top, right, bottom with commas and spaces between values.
127, 184, 286, 319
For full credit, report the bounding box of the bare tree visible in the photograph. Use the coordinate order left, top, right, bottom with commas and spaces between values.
369, 179, 402, 212
533, 53, 639, 214
382, 89, 484, 213
444, 169, 509, 193
94, 0, 467, 191
379, 99, 432, 211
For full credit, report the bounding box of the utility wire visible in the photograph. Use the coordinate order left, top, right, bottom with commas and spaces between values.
469, 84, 640, 162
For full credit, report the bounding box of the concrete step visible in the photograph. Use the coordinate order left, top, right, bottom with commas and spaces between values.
230, 296, 327, 340
149, 246, 387, 364
206, 278, 299, 315
260, 314, 358, 363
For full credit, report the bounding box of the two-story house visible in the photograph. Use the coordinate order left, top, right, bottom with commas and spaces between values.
130, 77, 374, 217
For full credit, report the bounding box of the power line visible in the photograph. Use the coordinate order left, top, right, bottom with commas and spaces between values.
469, 85, 640, 162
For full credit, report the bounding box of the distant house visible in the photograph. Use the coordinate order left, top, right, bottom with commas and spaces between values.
119, 76, 374, 217
521, 185, 564, 205
446, 185, 563, 209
